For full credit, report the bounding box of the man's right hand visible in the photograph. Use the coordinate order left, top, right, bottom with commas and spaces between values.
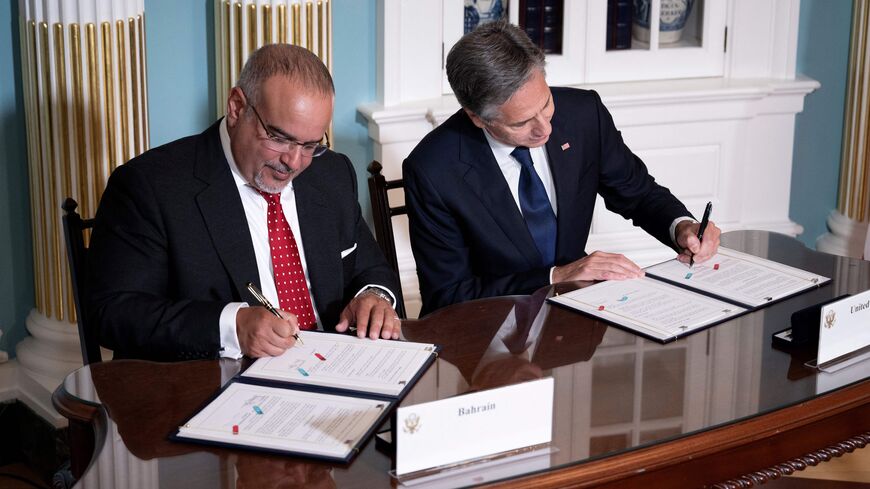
236, 306, 299, 357
552, 251, 644, 283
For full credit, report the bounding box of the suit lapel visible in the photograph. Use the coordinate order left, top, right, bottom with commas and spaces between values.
193, 122, 260, 302
545, 119, 581, 262
294, 177, 341, 308
458, 119, 542, 267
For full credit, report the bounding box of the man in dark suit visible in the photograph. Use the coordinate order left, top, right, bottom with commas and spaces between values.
404, 21, 721, 315
89, 44, 400, 361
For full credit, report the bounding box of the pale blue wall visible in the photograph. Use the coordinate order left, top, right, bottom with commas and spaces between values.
0, 0, 853, 355
145, 0, 214, 145
332, 1, 377, 196
0, 0, 33, 357
791, 0, 852, 247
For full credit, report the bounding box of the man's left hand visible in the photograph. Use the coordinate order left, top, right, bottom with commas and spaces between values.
335, 292, 401, 340
675, 219, 721, 264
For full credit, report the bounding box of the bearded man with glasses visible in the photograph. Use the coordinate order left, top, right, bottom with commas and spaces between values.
89, 44, 400, 361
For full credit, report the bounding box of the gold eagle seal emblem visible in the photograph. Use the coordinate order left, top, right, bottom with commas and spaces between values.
403, 413, 421, 434
824, 309, 836, 329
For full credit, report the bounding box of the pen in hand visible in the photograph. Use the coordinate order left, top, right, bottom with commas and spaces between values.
689, 201, 713, 268
245, 282, 304, 345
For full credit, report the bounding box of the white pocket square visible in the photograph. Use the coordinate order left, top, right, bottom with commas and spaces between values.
340, 243, 358, 258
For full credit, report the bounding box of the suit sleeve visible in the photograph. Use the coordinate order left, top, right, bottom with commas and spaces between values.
88, 164, 225, 361
337, 155, 401, 305
404, 159, 550, 315
591, 90, 692, 249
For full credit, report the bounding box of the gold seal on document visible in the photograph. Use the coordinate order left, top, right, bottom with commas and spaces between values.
824, 309, 836, 329
403, 413, 421, 434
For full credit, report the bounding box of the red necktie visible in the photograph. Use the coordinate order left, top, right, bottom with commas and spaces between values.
258, 190, 316, 329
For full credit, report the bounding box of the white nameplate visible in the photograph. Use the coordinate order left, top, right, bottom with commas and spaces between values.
395, 377, 554, 477
818, 289, 870, 368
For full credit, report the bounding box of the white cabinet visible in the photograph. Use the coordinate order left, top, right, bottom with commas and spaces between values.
360, 0, 816, 319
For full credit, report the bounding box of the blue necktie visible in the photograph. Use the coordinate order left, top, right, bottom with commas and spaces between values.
511, 146, 556, 267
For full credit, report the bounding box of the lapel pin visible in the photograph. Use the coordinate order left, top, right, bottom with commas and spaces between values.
561, 142, 570, 151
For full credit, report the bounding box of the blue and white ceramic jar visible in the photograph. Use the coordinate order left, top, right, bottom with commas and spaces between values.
464, 0, 506, 34
632, 0, 695, 44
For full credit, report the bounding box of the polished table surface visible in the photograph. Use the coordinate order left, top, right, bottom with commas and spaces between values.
54, 231, 870, 488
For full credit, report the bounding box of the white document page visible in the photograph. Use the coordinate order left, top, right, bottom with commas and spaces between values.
176, 382, 387, 459
241, 331, 437, 397
645, 247, 829, 307
549, 277, 747, 342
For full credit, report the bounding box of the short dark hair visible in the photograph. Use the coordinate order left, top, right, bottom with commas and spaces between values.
446, 20, 545, 121
236, 44, 334, 107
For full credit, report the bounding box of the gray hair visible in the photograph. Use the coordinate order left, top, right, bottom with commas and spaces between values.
236, 44, 334, 107
446, 20, 545, 121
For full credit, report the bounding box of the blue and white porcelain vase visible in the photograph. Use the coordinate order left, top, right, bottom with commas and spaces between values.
464, 0, 506, 34
632, 0, 695, 44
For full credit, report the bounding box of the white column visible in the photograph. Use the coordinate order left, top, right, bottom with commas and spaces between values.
16, 0, 148, 417
817, 0, 870, 258
213, 0, 332, 116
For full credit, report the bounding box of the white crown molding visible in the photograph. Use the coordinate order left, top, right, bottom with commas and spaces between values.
360, 77, 819, 143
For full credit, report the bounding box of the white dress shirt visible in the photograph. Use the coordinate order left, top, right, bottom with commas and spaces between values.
216, 119, 322, 358
482, 129, 558, 215
481, 129, 692, 282
215, 119, 394, 359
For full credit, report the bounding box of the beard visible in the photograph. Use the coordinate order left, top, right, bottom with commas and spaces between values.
253, 160, 294, 194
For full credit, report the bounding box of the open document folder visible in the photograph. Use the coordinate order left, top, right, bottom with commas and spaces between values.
173, 331, 439, 462
548, 247, 830, 343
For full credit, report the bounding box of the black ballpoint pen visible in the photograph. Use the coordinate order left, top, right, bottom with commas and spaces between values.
690, 201, 713, 268
245, 282, 304, 345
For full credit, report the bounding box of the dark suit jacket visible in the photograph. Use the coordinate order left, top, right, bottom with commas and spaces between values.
403, 87, 691, 315
88, 120, 398, 361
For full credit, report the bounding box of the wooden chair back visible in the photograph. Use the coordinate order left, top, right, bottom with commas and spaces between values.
367, 161, 408, 318
62, 198, 101, 364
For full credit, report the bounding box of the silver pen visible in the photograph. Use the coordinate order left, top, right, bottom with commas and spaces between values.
245, 282, 304, 345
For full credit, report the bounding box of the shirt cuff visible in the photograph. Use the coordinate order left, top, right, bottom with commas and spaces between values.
355, 285, 397, 307
219, 302, 247, 359
669, 216, 697, 247
548, 266, 556, 284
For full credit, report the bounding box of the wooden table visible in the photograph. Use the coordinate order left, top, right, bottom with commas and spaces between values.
53, 231, 870, 488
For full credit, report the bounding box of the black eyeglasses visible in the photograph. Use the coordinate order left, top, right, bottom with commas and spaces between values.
248, 103, 330, 158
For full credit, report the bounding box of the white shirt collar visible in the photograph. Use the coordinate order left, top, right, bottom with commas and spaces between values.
482, 128, 521, 171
